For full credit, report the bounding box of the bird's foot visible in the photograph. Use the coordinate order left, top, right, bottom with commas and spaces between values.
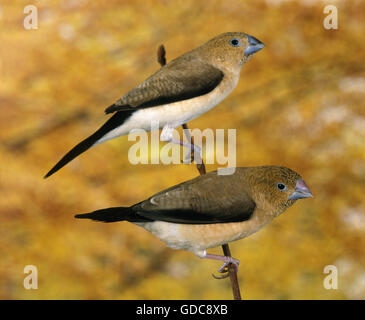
212, 259, 240, 279
201, 252, 240, 279
165, 138, 202, 164
161, 126, 202, 164
212, 270, 230, 279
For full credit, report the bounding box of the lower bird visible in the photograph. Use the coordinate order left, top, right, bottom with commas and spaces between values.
75, 166, 313, 274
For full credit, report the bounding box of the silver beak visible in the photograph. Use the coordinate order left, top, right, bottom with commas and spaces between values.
244, 35, 265, 55
288, 179, 313, 201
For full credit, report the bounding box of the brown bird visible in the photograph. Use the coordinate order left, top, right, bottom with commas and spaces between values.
44, 32, 264, 178
75, 166, 313, 273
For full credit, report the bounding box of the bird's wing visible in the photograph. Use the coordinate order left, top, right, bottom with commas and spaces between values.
105, 55, 224, 114
133, 171, 256, 224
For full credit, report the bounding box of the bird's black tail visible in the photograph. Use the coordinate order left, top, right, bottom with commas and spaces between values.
44, 111, 134, 178
75, 206, 153, 223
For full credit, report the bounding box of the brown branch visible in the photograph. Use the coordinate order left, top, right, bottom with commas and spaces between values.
157, 45, 166, 67
157, 44, 242, 300
221, 244, 242, 300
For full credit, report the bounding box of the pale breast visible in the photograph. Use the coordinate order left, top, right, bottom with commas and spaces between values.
134, 208, 275, 257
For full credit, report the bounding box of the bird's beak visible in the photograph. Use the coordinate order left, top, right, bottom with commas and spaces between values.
244, 35, 265, 56
288, 179, 313, 201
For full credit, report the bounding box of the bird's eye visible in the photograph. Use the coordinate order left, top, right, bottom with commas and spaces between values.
277, 183, 287, 191
229, 38, 241, 47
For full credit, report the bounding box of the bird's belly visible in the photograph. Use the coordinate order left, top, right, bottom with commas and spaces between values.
135, 214, 271, 257
132, 82, 235, 130
99, 76, 238, 143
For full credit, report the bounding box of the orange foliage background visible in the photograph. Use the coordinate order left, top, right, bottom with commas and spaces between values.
1, 0, 364, 299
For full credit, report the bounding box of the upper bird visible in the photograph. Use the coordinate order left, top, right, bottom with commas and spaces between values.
75, 166, 313, 274
44, 32, 265, 178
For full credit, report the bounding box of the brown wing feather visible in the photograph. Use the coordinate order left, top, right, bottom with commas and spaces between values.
132, 169, 256, 224
105, 55, 224, 114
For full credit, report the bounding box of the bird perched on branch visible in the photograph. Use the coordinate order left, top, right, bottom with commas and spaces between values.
44, 32, 264, 178
75, 166, 313, 273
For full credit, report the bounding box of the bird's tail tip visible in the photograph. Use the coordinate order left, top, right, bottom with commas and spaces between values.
43, 110, 135, 178
74, 213, 91, 219
43, 171, 52, 179
43, 165, 59, 178
74, 212, 108, 222
74, 207, 132, 223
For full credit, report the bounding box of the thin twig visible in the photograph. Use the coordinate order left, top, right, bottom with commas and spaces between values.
157, 45, 166, 67
222, 244, 242, 300
157, 44, 242, 300
181, 123, 206, 175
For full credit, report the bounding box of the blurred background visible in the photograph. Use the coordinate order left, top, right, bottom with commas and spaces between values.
1, 0, 364, 299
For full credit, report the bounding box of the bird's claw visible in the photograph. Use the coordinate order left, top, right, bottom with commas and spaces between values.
211, 259, 240, 280
218, 262, 231, 273
219, 260, 239, 273
212, 271, 230, 279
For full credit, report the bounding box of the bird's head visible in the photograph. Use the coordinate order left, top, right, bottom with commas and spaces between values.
198, 32, 265, 71
247, 166, 313, 215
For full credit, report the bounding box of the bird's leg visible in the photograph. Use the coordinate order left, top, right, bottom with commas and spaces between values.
200, 251, 240, 278
179, 140, 202, 164
181, 128, 202, 164
205, 254, 240, 273
160, 125, 202, 164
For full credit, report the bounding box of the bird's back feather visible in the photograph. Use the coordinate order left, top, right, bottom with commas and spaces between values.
105, 55, 224, 114
133, 169, 256, 224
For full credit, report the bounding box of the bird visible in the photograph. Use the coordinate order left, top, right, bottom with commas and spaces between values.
75, 166, 313, 274
44, 32, 265, 178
